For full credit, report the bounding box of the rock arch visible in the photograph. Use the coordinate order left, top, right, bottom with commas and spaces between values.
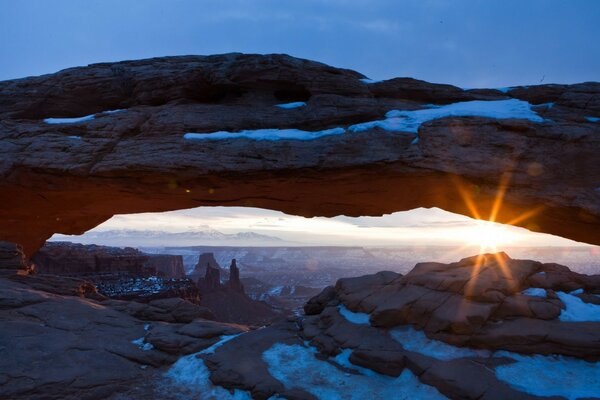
1, 54, 599, 255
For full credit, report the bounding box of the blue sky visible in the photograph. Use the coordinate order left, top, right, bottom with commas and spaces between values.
4, 1, 599, 247
1, 0, 599, 86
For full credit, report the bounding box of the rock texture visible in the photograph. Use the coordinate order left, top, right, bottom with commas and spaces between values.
297, 253, 600, 399
0, 273, 245, 400
198, 253, 600, 400
0, 54, 599, 255
31, 242, 150, 276
196, 257, 278, 325
304, 253, 600, 358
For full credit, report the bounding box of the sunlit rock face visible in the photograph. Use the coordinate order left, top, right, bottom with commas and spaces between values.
185, 253, 600, 399
1, 53, 599, 254
304, 253, 600, 358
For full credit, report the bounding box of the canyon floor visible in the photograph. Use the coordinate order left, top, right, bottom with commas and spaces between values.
2, 245, 599, 400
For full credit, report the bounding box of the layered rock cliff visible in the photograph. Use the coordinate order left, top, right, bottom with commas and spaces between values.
0, 53, 598, 255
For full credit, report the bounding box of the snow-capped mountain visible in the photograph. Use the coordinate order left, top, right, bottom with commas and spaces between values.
49, 228, 293, 247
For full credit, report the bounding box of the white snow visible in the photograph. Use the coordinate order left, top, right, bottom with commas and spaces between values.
570, 288, 584, 295
144, 324, 151, 331
359, 78, 382, 84
389, 324, 600, 399
44, 109, 124, 124
586, 116, 600, 122
184, 99, 544, 142
496, 87, 514, 93
164, 334, 251, 399
275, 102, 306, 109
184, 127, 345, 141
67, 135, 82, 140
557, 291, 600, 322
132, 336, 154, 351
349, 99, 545, 134
338, 305, 370, 325
390, 326, 490, 360
262, 343, 446, 400
495, 351, 600, 400
521, 288, 547, 298
45, 115, 96, 124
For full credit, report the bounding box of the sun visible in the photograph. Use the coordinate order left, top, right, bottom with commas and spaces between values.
465, 220, 514, 252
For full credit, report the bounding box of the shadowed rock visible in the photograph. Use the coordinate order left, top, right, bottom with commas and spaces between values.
0, 54, 598, 255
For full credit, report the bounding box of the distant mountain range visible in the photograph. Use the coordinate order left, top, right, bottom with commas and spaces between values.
50, 228, 294, 247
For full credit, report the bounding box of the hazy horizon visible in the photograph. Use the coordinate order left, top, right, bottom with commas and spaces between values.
50, 206, 595, 249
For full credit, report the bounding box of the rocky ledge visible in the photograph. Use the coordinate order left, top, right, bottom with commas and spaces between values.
1, 54, 599, 254
202, 253, 600, 400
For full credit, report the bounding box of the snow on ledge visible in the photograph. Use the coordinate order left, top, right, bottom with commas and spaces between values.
557, 291, 600, 322
359, 78, 383, 84
348, 99, 545, 134
44, 109, 124, 124
184, 99, 545, 142
586, 116, 600, 122
275, 102, 306, 109
338, 305, 370, 325
184, 127, 345, 141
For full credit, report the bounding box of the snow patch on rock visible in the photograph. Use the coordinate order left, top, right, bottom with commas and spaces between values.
390, 326, 491, 360
521, 288, 547, 298
557, 291, 600, 322
263, 343, 446, 399
164, 334, 250, 399
495, 351, 600, 400
338, 305, 370, 325
275, 102, 306, 109
184, 127, 345, 141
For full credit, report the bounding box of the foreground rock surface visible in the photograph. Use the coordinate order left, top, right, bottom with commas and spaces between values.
0, 273, 246, 399
201, 253, 600, 400
1, 54, 599, 255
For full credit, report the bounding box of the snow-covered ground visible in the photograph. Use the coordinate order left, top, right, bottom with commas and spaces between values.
164, 334, 251, 400
263, 343, 446, 400
389, 323, 600, 399
184, 99, 545, 142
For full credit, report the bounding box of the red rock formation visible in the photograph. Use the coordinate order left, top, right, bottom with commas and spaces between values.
0, 54, 598, 256
188, 252, 223, 282
31, 242, 150, 276
143, 254, 185, 278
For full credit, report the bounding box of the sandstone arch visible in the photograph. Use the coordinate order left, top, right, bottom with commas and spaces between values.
1, 54, 599, 255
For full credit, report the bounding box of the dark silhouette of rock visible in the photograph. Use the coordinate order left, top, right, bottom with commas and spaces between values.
0, 54, 598, 256
188, 252, 224, 282
195, 257, 277, 325
198, 263, 221, 293
143, 254, 185, 278
227, 259, 244, 292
